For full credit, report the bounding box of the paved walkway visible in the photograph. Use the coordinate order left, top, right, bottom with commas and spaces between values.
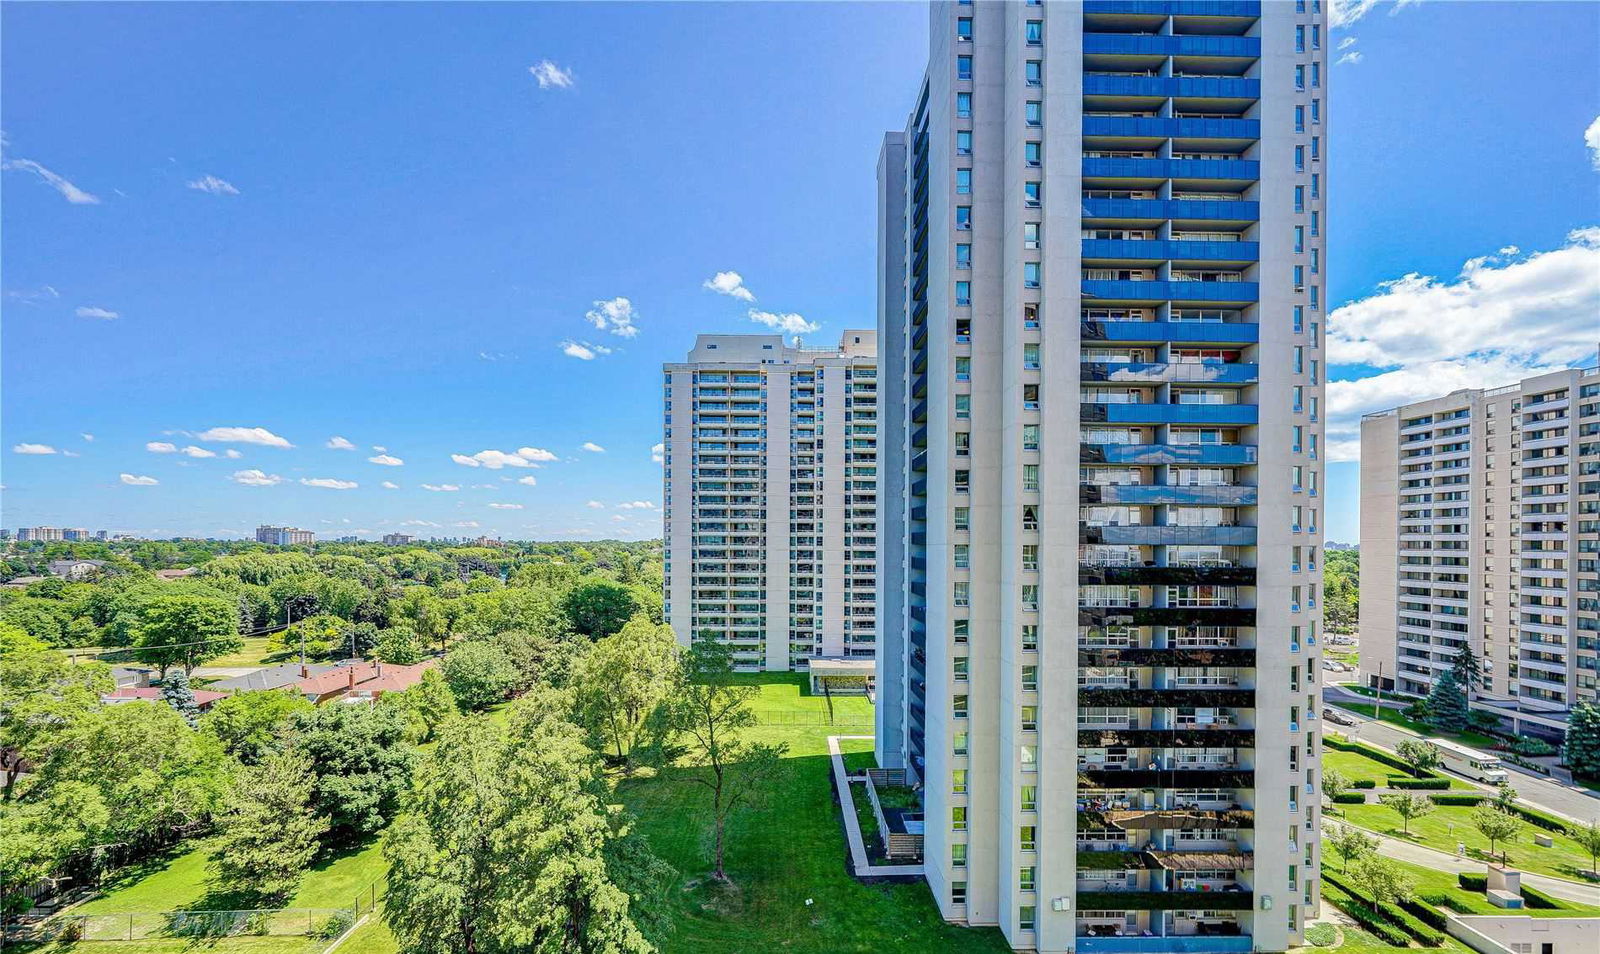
825, 734, 923, 878
1329, 820, 1600, 906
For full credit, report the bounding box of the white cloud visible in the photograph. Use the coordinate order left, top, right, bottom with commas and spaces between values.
181, 445, 216, 458
301, 477, 358, 490
198, 426, 293, 448
401, 519, 440, 527
584, 297, 639, 338
518, 447, 557, 463
586, 500, 604, 509
368, 454, 404, 466
75, 306, 119, 320
1586, 116, 1600, 171
1338, 36, 1359, 51
13, 443, 57, 455
119, 473, 159, 486
224, 449, 244, 459
616, 500, 656, 510
326, 436, 356, 450
146, 441, 178, 453
187, 175, 239, 195
454, 520, 481, 529
611, 514, 627, 522
422, 483, 460, 492
488, 502, 524, 510
703, 270, 756, 302
1326, 228, 1600, 461
62, 450, 81, 457
2, 156, 99, 204
1336, 51, 1364, 66
517, 476, 538, 486
529, 60, 575, 90
381, 480, 400, 489
6, 285, 60, 304
561, 339, 614, 360
651, 442, 664, 465
581, 442, 605, 453
748, 308, 819, 335
230, 469, 284, 487
451, 447, 553, 469
81, 433, 94, 442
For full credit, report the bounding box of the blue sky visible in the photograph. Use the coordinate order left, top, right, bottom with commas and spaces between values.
3, 1, 1597, 543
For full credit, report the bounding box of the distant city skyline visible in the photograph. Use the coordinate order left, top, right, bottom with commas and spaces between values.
3, 1, 1597, 542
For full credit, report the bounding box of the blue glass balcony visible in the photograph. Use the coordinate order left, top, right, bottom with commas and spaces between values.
1083, 33, 1261, 60
1084, 484, 1258, 506
1081, 320, 1259, 345
1083, 73, 1260, 102
1081, 280, 1259, 304
1082, 157, 1259, 183
1076, 937, 1252, 954
1081, 443, 1259, 466
1082, 362, 1258, 385
1083, 403, 1259, 426
1084, 116, 1260, 142
1083, 198, 1259, 224
1081, 239, 1259, 264
1085, 0, 1260, 17
1084, 525, 1258, 547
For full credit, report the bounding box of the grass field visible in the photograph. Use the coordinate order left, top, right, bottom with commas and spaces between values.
1338, 801, 1598, 882
1331, 703, 1501, 750
1321, 749, 1473, 791
13, 941, 327, 954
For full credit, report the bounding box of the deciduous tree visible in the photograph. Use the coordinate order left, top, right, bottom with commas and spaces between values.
574, 617, 678, 765
1470, 805, 1522, 864
441, 640, 518, 711
134, 593, 241, 676
1327, 824, 1377, 872
1377, 791, 1435, 836
293, 703, 413, 842
199, 691, 313, 766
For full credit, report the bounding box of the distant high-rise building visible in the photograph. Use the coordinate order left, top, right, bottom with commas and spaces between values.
382, 533, 415, 546
1361, 364, 1600, 741
663, 332, 879, 671
875, 3, 1326, 950
62, 528, 93, 542
255, 525, 315, 546
17, 527, 65, 542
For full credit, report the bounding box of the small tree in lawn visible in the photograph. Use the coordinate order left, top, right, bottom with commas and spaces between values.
1493, 779, 1519, 812
1425, 668, 1469, 733
1322, 768, 1350, 813
211, 749, 329, 899
1327, 823, 1377, 872
664, 640, 786, 882
1378, 791, 1435, 836
1562, 702, 1600, 780
1471, 805, 1522, 865
1348, 854, 1414, 911
1571, 819, 1600, 877
1396, 739, 1442, 778
160, 668, 200, 726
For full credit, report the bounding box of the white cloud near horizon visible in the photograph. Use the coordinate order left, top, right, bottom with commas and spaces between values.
529, 60, 575, 90
1586, 115, 1600, 171
301, 477, 358, 490
187, 175, 239, 195
1326, 227, 1600, 461
651, 442, 664, 465
381, 480, 400, 489
703, 271, 756, 302
517, 476, 538, 486
14, 443, 57, 455
422, 483, 460, 492
120, 473, 159, 486
75, 305, 119, 320
198, 426, 293, 448
451, 447, 555, 469
181, 446, 216, 458
616, 500, 655, 510
2, 156, 99, 204
748, 308, 819, 335
147, 442, 178, 453
488, 502, 524, 510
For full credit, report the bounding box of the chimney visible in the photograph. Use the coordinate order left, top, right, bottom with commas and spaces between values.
348, 667, 356, 689
300, 664, 309, 678
376, 661, 383, 679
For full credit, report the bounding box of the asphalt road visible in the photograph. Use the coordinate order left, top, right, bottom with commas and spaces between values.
1323, 684, 1600, 825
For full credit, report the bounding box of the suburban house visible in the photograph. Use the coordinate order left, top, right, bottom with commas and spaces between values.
209, 662, 340, 693
47, 559, 108, 580
293, 659, 438, 704
154, 567, 197, 580
110, 666, 157, 689
103, 686, 228, 711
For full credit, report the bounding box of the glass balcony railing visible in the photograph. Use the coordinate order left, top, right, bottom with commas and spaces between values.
1080, 361, 1259, 384
1082, 157, 1260, 184
1082, 74, 1260, 102
1082, 403, 1260, 426
1081, 320, 1260, 345
1083, 115, 1261, 141
1083, 198, 1259, 223
1081, 238, 1260, 264
1084, 0, 1261, 17
1081, 279, 1260, 304
1083, 33, 1261, 60
1080, 443, 1259, 466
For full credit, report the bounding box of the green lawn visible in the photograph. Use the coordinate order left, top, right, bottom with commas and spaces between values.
329, 913, 398, 954
13, 941, 326, 954
75, 836, 386, 915
1331, 704, 1502, 750
1322, 749, 1472, 791
1338, 802, 1599, 882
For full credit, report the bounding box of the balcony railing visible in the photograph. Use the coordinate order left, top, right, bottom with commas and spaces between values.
1082, 33, 1261, 60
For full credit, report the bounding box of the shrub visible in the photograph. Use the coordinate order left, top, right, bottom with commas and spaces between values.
1305, 922, 1337, 947
1352, 779, 1377, 789
1458, 872, 1488, 891
1422, 891, 1470, 913
1321, 881, 1410, 947
1399, 894, 1450, 929
1510, 803, 1570, 836
1521, 885, 1560, 909
1333, 792, 1367, 804
318, 909, 357, 940
1324, 869, 1445, 947
1431, 793, 1487, 806
1387, 776, 1451, 790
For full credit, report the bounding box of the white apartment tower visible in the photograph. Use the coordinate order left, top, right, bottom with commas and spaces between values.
1360, 364, 1600, 741
876, 3, 1327, 951
663, 332, 879, 671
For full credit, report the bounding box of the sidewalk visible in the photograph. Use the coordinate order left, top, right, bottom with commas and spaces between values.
1330, 821, 1600, 907
825, 734, 923, 878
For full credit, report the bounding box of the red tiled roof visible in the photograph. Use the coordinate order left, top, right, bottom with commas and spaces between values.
294, 658, 438, 700
106, 686, 227, 708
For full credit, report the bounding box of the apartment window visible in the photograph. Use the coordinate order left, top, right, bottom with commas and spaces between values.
956, 243, 972, 269
1024, 221, 1041, 249
1023, 463, 1040, 491
953, 694, 969, 717
1025, 20, 1043, 45
1311, 135, 1321, 160
956, 91, 972, 119
1310, 210, 1320, 235
1311, 173, 1320, 199
1023, 262, 1041, 288
954, 731, 968, 755
954, 543, 970, 569
1021, 664, 1039, 690
956, 168, 972, 195
1023, 343, 1041, 369
1293, 265, 1305, 291
1023, 304, 1040, 328
1023, 383, 1040, 410
954, 618, 970, 642
956, 205, 972, 230
956, 394, 971, 419
951, 882, 967, 904
1025, 101, 1042, 127
1023, 423, 1040, 451
953, 769, 968, 794
1294, 106, 1305, 133
1020, 705, 1037, 730
1021, 624, 1038, 650
1294, 145, 1305, 171
1294, 225, 1304, 254
1022, 543, 1040, 571
957, 55, 973, 81
1021, 586, 1039, 613
956, 130, 972, 156
1312, 62, 1321, 88
954, 657, 969, 682
1024, 141, 1041, 168
1311, 248, 1320, 274
1295, 25, 1305, 52
1312, 24, 1321, 49
1025, 60, 1042, 87
953, 844, 968, 867
1020, 867, 1037, 891
955, 507, 970, 531
1295, 65, 1305, 90
1294, 186, 1305, 213
1023, 181, 1041, 208
955, 432, 971, 458
953, 805, 968, 831
956, 280, 972, 306
1020, 785, 1037, 811
957, 17, 972, 41
1020, 906, 1037, 931
955, 469, 971, 494
1020, 825, 1037, 850
956, 356, 971, 380
1020, 745, 1037, 768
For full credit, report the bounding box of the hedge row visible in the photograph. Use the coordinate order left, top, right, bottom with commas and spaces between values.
1332, 792, 1367, 804
1458, 873, 1487, 891
1386, 776, 1452, 791
1521, 885, 1561, 909
1322, 869, 1446, 947
1352, 779, 1377, 790
1431, 794, 1486, 807
1320, 880, 1410, 947
1325, 735, 1444, 780
1509, 803, 1571, 836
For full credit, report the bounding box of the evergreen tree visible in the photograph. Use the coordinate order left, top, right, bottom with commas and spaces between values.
1562, 701, 1600, 780
1451, 644, 1482, 691
211, 750, 329, 899
160, 668, 201, 726
1425, 668, 1469, 733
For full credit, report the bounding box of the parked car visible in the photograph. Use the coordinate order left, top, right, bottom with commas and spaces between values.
1322, 707, 1358, 726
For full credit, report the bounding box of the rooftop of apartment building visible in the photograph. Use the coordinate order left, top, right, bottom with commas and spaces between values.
669, 330, 876, 366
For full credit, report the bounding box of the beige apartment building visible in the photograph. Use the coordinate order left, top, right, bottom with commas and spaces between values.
662, 332, 878, 671
1360, 365, 1600, 740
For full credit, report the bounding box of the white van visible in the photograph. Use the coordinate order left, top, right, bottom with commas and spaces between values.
1429, 738, 1508, 784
